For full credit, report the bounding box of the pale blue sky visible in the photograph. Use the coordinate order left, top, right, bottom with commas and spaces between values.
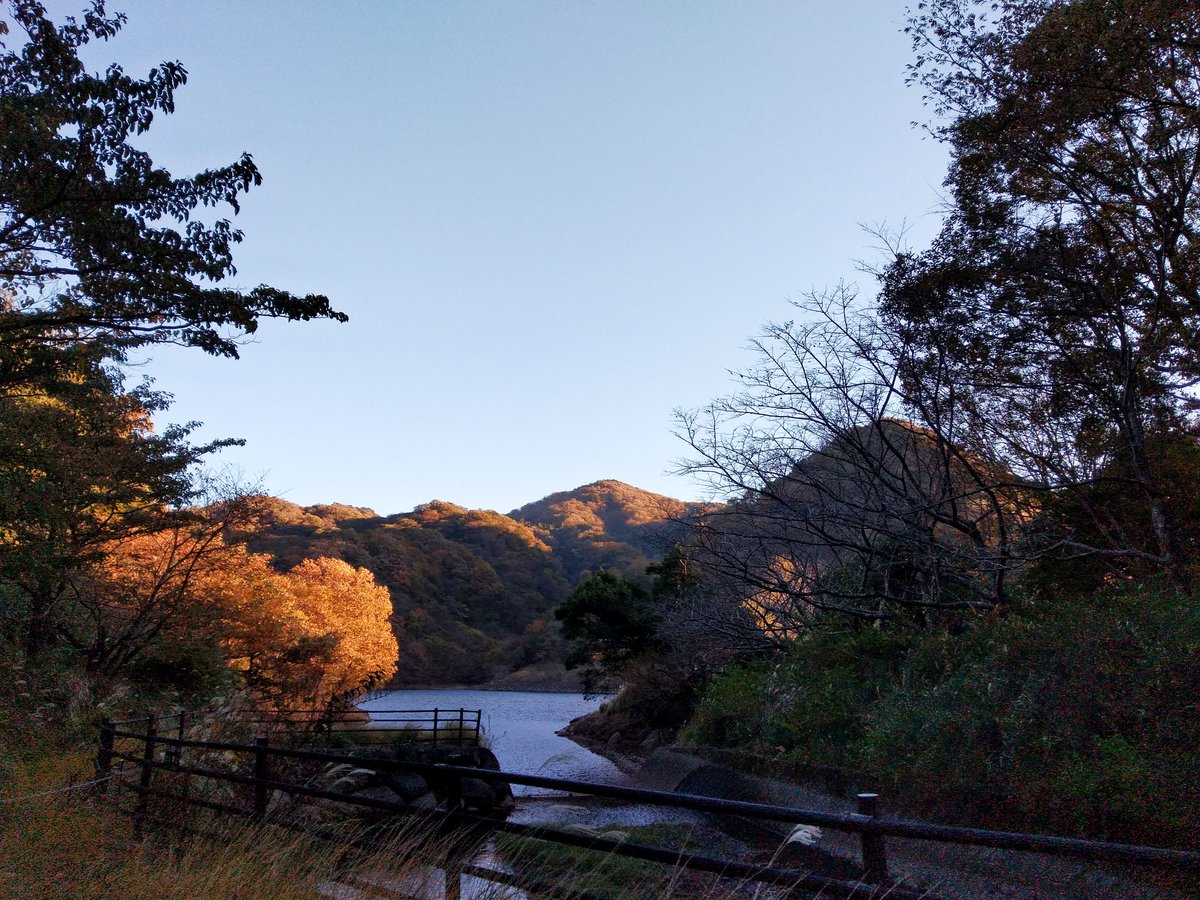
69, 1, 948, 514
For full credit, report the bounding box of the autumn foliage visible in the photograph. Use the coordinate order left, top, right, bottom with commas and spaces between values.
120, 535, 399, 707
11, 486, 398, 708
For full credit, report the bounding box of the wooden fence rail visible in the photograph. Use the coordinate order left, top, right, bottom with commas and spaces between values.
95, 720, 1200, 898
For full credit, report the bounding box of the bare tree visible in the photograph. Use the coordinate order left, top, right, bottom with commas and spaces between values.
675, 286, 1027, 636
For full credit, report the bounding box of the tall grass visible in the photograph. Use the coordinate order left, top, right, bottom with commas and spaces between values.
0, 745, 894, 898
0, 749, 479, 898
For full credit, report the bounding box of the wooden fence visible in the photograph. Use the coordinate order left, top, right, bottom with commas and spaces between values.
95, 719, 1200, 899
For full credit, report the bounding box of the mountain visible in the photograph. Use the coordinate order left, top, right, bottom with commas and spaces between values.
511, 479, 711, 581
242, 480, 700, 686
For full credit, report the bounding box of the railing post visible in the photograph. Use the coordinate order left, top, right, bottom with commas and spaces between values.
165, 711, 184, 767
135, 716, 157, 836
433, 707, 439, 747
458, 708, 464, 747
857, 792, 889, 884
254, 736, 270, 819
95, 718, 114, 796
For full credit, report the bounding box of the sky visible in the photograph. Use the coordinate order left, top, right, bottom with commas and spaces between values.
59, 0, 949, 515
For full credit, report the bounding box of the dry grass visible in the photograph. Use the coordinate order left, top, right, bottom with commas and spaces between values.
0, 748, 903, 899
0, 749, 478, 899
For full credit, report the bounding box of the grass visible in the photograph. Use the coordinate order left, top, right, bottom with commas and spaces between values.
0, 746, 487, 899
0, 755, 796, 900
495, 823, 788, 898
0, 755, 321, 898
0, 742, 877, 899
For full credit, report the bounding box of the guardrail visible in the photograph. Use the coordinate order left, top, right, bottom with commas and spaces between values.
95, 720, 1200, 898
251, 707, 482, 747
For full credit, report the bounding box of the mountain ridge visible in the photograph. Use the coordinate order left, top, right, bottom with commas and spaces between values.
244, 479, 706, 685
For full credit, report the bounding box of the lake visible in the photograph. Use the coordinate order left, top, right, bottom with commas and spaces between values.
361, 688, 714, 832
359, 688, 624, 796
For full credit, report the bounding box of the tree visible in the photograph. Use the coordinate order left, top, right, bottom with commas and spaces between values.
60, 497, 249, 681
554, 570, 661, 692
83, 536, 400, 705
0, 1, 344, 365
677, 288, 1025, 634
280, 557, 398, 699
679, 2, 1200, 641
883, 0, 1200, 587
0, 1, 348, 674
0, 345, 231, 655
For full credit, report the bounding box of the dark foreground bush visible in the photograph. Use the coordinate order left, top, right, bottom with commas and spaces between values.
683, 584, 1200, 847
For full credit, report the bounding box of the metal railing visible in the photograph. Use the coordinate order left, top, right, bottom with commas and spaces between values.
94, 719, 1200, 899
251, 706, 482, 746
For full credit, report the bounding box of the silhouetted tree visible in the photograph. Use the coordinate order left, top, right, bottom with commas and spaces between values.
883, 0, 1200, 588
555, 570, 661, 692
0, 1, 345, 366
677, 288, 1024, 632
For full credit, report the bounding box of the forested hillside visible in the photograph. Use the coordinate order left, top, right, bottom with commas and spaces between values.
511, 480, 711, 581
243, 481, 701, 685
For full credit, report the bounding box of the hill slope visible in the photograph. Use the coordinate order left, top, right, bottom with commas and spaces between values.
511, 479, 710, 581
243, 480, 699, 685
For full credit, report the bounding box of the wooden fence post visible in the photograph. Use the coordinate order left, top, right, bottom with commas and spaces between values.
135, 716, 157, 836
166, 711, 185, 767
457, 708, 464, 747
254, 737, 270, 819
433, 707, 439, 747
95, 718, 115, 796
857, 792, 889, 884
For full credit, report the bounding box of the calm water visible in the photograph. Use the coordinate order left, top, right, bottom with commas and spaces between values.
361, 688, 708, 830
359, 689, 623, 796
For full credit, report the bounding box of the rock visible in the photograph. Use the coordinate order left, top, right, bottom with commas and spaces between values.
408, 792, 438, 810
348, 785, 405, 810
476, 747, 503, 770
383, 771, 429, 801
641, 730, 672, 750
459, 777, 499, 810
267, 789, 294, 816
285, 734, 516, 823
494, 789, 516, 816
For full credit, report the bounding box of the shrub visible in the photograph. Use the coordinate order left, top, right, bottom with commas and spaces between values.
856, 583, 1200, 844
680, 584, 1200, 846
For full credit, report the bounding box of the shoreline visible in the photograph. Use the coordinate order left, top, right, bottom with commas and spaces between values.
371, 684, 613, 697
555, 721, 647, 776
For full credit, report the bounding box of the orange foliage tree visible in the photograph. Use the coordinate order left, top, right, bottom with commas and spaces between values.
277, 557, 398, 702
187, 548, 399, 706
63, 508, 246, 682
68, 512, 398, 705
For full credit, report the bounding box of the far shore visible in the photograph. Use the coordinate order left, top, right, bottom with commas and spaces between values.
367, 662, 615, 696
